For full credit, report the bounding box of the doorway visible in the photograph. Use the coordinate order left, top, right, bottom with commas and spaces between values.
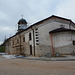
30, 45, 32, 55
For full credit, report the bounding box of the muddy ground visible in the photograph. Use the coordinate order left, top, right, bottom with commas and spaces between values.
0, 56, 75, 75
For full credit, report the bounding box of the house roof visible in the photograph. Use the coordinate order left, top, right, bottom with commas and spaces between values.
49, 28, 75, 33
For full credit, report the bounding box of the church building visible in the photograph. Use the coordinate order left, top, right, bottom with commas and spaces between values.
5, 15, 75, 57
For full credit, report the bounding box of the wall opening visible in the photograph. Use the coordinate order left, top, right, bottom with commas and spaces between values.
30, 45, 32, 55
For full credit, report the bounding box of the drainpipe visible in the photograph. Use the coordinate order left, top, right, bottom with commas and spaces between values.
50, 33, 55, 56
31, 28, 35, 56
19, 35, 21, 55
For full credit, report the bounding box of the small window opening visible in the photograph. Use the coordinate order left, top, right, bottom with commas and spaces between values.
36, 34, 39, 36
35, 28, 38, 30
73, 40, 75, 45
36, 37, 39, 39
29, 33, 32, 40
36, 40, 39, 42
23, 37, 25, 42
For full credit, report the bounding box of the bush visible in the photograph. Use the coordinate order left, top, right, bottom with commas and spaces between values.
0, 46, 5, 52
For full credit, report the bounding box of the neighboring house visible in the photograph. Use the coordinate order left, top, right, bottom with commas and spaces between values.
5, 15, 75, 56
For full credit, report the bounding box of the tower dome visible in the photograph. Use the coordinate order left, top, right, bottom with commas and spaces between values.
18, 18, 27, 32
18, 18, 27, 24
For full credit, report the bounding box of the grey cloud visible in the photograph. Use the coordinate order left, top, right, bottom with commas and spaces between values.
0, 0, 75, 44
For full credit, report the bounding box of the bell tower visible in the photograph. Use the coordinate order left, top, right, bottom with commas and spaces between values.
18, 17, 27, 32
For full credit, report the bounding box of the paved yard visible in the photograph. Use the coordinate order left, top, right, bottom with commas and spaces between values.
0, 56, 75, 75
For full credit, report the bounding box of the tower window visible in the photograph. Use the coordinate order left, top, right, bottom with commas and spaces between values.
29, 33, 32, 41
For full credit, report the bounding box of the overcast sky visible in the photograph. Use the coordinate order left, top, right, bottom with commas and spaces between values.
0, 0, 75, 44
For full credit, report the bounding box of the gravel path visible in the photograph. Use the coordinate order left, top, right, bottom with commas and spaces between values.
0, 56, 75, 75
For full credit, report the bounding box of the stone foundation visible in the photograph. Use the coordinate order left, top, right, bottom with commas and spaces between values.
54, 44, 75, 55
36, 45, 52, 57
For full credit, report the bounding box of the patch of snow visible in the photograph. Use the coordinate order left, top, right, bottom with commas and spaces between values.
0, 53, 5, 55
3, 55, 16, 59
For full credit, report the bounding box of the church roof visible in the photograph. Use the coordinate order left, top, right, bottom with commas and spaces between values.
49, 28, 75, 33
32, 15, 75, 26
4, 15, 75, 43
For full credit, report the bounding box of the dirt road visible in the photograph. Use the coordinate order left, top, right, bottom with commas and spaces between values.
0, 56, 75, 75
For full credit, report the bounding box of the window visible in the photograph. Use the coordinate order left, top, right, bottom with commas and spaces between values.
73, 40, 75, 45
36, 37, 39, 39
13, 41, 14, 45
36, 40, 39, 42
35, 31, 38, 33
23, 37, 25, 42
36, 43, 39, 45
35, 28, 38, 30
36, 34, 39, 36
17, 39, 19, 43
29, 33, 32, 40
60, 24, 65, 28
